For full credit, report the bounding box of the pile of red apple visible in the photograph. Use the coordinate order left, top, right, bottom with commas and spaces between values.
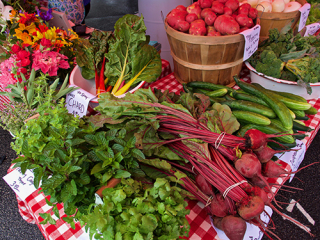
167, 0, 258, 36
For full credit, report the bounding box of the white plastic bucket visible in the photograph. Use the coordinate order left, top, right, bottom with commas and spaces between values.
138, 0, 192, 70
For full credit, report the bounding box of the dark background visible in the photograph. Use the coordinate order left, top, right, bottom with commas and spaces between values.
1, 0, 320, 239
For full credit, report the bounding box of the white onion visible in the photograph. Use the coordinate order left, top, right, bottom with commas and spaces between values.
272, 0, 285, 12
283, 1, 301, 12
247, 0, 259, 7
283, 0, 290, 4
256, 1, 273, 12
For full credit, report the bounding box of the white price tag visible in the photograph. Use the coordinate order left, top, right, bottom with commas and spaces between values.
240, 25, 261, 61
212, 206, 272, 240
298, 3, 311, 32
65, 85, 96, 118
304, 23, 320, 37
275, 140, 306, 182
3, 167, 37, 201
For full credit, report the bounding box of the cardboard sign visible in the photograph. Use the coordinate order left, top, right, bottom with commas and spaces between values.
299, 3, 311, 32
65, 85, 96, 118
304, 23, 320, 37
240, 25, 261, 61
275, 140, 306, 182
3, 167, 37, 201
213, 206, 272, 240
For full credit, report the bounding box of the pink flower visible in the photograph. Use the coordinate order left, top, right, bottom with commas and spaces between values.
0, 57, 18, 89
31, 49, 70, 76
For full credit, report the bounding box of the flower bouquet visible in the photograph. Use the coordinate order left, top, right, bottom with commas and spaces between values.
0, 7, 78, 90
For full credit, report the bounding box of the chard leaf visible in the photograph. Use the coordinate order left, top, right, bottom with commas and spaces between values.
104, 14, 148, 87
130, 44, 162, 85
201, 103, 240, 134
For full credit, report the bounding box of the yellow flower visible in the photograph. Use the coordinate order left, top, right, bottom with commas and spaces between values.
14, 23, 37, 45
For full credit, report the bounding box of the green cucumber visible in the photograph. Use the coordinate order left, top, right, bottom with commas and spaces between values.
232, 110, 271, 126
268, 141, 297, 150
191, 88, 227, 97
186, 81, 234, 93
291, 109, 306, 118
237, 123, 295, 144
305, 106, 318, 115
288, 108, 296, 119
224, 94, 236, 101
270, 90, 308, 103
292, 120, 313, 132
221, 100, 276, 118
251, 83, 311, 111
270, 118, 293, 134
231, 91, 269, 107
234, 76, 293, 130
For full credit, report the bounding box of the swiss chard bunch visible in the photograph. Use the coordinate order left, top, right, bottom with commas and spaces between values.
80, 178, 190, 240
105, 14, 162, 96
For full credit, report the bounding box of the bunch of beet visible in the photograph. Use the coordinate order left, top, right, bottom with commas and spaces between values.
166, 0, 258, 36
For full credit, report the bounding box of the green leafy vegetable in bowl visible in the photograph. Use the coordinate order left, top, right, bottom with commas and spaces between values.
248, 28, 320, 93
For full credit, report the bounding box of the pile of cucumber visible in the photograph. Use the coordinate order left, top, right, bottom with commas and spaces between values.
185, 76, 318, 149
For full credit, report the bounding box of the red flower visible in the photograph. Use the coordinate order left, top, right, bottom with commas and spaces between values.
40, 38, 52, 48
17, 50, 31, 60
20, 58, 31, 67
11, 44, 21, 54
18, 68, 28, 74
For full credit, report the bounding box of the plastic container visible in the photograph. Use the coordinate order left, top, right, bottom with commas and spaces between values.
138, 0, 192, 69
245, 61, 320, 100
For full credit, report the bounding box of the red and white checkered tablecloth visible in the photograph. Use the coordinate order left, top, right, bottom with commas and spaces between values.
7, 63, 320, 240
0, 85, 11, 111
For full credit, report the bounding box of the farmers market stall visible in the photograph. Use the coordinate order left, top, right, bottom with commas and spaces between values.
4, 63, 320, 240
2, 0, 320, 240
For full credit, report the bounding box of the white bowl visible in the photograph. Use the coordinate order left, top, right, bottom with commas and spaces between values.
69, 65, 146, 103
245, 61, 320, 100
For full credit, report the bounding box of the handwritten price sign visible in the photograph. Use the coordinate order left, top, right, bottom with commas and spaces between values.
65, 85, 96, 118
298, 3, 311, 32
275, 140, 306, 182
304, 23, 320, 37
240, 25, 261, 62
3, 167, 37, 201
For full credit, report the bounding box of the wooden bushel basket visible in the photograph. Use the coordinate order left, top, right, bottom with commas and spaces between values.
257, 0, 307, 43
164, 18, 253, 86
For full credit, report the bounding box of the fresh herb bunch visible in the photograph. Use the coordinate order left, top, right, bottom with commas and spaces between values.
11, 95, 146, 226
0, 69, 77, 135
81, 178, 190, 240
248, 28, 320, 93
0, 101, 37, 135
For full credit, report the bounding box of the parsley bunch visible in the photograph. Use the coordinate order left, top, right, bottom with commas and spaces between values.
81, 178, 190, 240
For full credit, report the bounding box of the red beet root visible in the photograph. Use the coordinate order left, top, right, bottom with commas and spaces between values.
211, 193, 228, 217
238, 195, 265, 220
221, 215, 247, 240
196, 174, 213, 196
